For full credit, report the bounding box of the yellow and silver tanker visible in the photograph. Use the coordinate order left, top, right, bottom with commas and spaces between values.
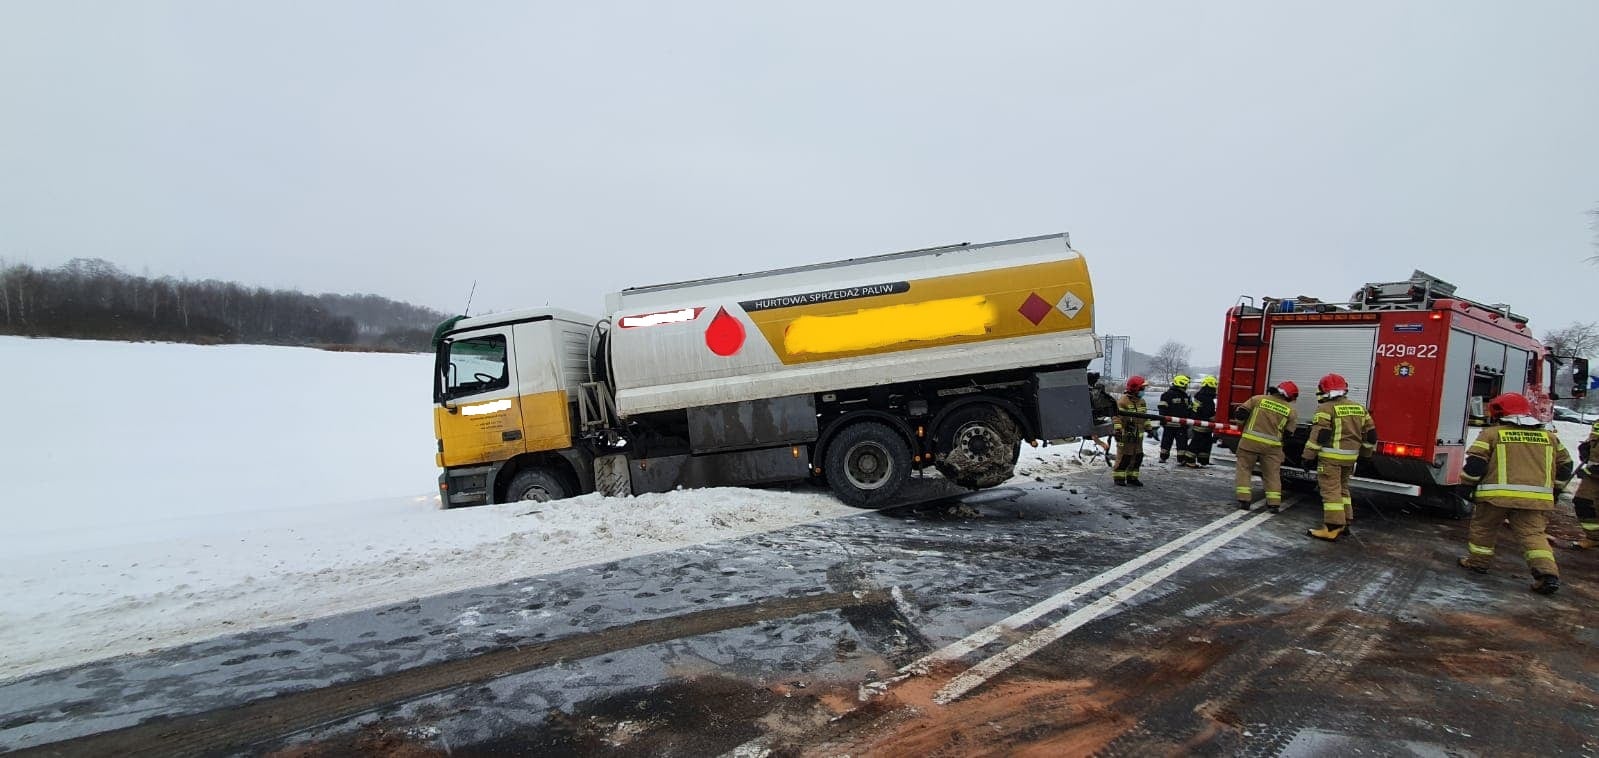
434, 233, 1100, 508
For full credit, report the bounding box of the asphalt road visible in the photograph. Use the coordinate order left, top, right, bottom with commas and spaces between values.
5, 450, 1599, 757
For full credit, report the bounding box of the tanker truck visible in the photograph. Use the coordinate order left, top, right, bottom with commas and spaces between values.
431, 233, 1100, 507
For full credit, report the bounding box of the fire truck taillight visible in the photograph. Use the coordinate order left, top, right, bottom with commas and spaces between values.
1378, 442, 1428, 459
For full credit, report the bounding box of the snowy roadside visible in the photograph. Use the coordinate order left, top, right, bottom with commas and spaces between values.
0, 486, 855, 682
0, 338, 855, 682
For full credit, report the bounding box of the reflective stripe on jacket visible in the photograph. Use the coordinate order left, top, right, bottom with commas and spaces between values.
1460, 424, 1574, 511
1114, 394, 1151, 439
1303, 400, 1376, 464
1158, 387, 1192, 427
1236, 393, 1298, 453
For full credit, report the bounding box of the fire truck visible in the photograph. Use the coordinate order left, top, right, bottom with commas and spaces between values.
1216, 272, 1589, 513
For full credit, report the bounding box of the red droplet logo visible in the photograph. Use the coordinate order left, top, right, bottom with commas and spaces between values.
705, 307, 745, 356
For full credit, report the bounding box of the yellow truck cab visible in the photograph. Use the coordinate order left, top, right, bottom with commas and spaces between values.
433, 308, 598, 507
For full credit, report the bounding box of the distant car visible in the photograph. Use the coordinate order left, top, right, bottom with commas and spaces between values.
1552, 406, 1597, 423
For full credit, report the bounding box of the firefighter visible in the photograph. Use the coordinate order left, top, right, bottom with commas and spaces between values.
1457, 392, 1574, 596
1188, 376, 1220, 467
1301, 373, 1376, 541
1570, 420, 1599, 550
1113, 376, 1155, 487
1231, 381, 1300, 512
1158, 375, 1195, 466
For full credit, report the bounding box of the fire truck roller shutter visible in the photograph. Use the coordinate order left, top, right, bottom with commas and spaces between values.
1265, 326, 1378, 425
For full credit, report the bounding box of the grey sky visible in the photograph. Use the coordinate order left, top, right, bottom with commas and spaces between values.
2, 1, 1595, 362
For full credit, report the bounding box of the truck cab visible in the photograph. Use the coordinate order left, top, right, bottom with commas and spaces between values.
433, 308, 599, 507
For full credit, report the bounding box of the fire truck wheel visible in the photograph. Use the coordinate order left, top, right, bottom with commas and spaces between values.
934, 404, 1022, 490
825, 421, 912, 507
506, 468, 572, 503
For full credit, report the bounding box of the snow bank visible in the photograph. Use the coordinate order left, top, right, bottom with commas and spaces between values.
0, 337, 852, 681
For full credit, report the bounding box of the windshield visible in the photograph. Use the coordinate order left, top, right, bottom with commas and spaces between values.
438, 334, 509, 401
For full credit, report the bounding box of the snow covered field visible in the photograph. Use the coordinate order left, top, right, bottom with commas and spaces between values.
0, 337, 856, 681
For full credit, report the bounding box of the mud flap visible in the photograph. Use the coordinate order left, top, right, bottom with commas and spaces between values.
595, 454, 633, 497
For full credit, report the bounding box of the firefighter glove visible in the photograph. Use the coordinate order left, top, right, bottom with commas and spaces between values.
1300, 458, 1316, 472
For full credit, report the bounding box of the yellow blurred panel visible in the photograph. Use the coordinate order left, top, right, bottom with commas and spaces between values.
784, 297, 998, 355
748, 256, 1094, 365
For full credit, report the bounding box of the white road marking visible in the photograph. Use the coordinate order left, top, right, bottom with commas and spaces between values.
899, 501, 1262, 676
933, 504, 1288, 703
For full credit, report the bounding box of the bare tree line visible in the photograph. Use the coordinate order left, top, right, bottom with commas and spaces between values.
0, 258, 445, 351
1148, 340, 1192, 384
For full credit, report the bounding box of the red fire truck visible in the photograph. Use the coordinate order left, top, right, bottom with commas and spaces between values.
1217, 272, 1589, 513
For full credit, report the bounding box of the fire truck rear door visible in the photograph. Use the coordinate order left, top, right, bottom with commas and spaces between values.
1265, 326, 1378, 424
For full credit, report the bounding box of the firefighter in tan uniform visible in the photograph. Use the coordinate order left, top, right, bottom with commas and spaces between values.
1112, 376, 1154, 487
1301, 373, 1376, 542
1567, 420, 1599, 550
1231, 381, 1300, 512
1457, 392, 1574, 596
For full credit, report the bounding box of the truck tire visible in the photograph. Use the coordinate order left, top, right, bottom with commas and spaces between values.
934, 404, 1021, 490
506, 468, 572, 503
824, 422, 912, 507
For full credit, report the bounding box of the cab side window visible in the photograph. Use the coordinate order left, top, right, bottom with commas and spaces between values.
444, 335, 509, 399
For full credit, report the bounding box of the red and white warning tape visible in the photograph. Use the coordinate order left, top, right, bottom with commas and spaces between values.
1118, 411, 1242, 437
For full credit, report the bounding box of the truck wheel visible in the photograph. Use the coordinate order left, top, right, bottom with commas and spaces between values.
824, 422, 912, 507
934, 404, 1021, 490
506, 468, 571, 503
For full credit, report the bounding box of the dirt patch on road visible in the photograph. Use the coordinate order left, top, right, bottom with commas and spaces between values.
801, 631, 1239, 756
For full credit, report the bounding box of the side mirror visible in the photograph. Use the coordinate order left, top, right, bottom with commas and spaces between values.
1553, 356, 1590, 401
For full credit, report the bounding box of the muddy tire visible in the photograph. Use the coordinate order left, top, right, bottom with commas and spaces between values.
824, 422, 912, 507
934, 404, 1021, 490
506, 468, 572, 503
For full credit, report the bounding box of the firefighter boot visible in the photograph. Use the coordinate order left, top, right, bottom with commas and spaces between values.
1531, 572, 1560, 596
1127, 477, 1144, 487
1307, 524, 1345, 541
1237, 500, 1252, 511
1457, 557, 1488, 575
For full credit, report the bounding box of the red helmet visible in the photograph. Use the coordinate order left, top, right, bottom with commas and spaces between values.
1487, 392, 1532, 420
1274, 381, 1300, 402
1126, 376, 1148, 393
1317, 373, 1349, 395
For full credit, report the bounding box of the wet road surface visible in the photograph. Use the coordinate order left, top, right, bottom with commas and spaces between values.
5, 450, 1599, 756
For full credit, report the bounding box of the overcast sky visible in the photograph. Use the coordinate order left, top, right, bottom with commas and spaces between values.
2, 1, 1595, 362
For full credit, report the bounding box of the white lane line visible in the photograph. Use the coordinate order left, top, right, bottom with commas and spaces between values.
933, 504, 1288, 704
899, 501, 1262, 676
